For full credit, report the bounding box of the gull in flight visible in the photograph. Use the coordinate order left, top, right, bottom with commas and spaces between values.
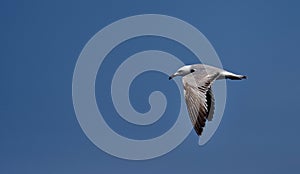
169, 64, 246, 136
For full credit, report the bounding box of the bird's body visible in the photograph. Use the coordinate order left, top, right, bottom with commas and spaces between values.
169, 64, 246, 136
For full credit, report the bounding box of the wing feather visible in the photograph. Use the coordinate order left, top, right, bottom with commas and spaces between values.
183, 73, 219, 135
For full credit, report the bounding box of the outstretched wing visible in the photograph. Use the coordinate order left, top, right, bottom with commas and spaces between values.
183, 73, 219, 136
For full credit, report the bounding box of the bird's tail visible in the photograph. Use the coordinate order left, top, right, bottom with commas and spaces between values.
223, 71, 247, 80
226, 74, 247, 80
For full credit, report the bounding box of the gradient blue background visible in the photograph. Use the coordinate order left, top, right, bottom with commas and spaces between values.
1, 0, 300, 173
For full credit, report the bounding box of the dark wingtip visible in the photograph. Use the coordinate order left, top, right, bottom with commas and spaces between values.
243, 75, 247, 79
169, 76, 172, 80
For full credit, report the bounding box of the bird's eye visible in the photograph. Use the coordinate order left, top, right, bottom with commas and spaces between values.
190, 69, 195, 73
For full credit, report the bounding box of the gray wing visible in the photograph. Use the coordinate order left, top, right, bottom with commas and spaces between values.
183, 72, 219, 136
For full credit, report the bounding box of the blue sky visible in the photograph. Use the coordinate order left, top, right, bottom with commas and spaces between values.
1, 0, 300, 173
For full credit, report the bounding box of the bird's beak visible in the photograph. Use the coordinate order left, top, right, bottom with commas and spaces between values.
169, 73, 177, 80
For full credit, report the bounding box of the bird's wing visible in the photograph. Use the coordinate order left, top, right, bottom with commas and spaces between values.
183, 72, 219, 136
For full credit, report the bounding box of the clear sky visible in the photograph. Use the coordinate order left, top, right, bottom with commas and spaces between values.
1, 0, 300, 173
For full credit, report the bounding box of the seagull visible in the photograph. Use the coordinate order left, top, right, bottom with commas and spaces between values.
169, 64, 246, 136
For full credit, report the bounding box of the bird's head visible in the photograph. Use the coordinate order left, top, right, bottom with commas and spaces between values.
169, 65, 196, 80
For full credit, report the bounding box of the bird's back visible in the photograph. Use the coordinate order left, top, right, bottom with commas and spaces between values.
183, 64, 224, 84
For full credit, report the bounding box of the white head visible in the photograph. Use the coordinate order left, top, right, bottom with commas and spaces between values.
169, 65, 196, 80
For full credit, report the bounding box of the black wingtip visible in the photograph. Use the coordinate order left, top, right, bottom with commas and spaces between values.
168, 76, 172, 80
